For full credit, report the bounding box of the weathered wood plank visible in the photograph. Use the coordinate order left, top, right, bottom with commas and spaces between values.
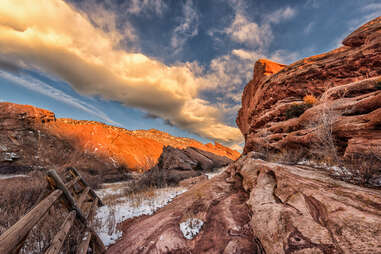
89, 228, 106, 254
47, 170, 87, 224
45, 211, 76, 254
77, 187, 90, 208
66, 176, 81, 189
76, 198, 99, 254
68, 167, 104, 206
76, 230, 92, 254
0, 189, 63, 254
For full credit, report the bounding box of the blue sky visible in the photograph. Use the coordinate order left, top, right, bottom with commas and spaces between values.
0, 0, 379, 150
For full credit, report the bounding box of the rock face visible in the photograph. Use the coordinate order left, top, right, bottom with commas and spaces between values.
234, 154, 381, 253
109, 154, 381, 254
0, 102, 238, 177
138, 146, 231, 187
109, 170, 261, 254
47, 118, 238, 172
0, 102, 124, 183
108, 17, 381, 254
236, 17, 381, 185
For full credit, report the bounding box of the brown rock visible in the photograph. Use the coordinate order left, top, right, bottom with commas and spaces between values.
178, 175, 208, 188
108, 154, 381, 254
108, 170, 262, 254
236, 17, 381, 185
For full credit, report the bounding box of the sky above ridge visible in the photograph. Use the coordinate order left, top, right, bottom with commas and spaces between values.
0, 0, 380, 151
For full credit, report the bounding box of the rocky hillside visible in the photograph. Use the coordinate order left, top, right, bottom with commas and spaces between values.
237, 17, 381, 186
0, 102, 238, 178
51, 118, 239, 171
109, 17, 381, 253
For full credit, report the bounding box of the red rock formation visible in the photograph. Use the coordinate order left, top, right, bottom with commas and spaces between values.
109, 152, 381, 254
108, 17, 381, 254
0, 102, 239, 174
236, 16, 381, 185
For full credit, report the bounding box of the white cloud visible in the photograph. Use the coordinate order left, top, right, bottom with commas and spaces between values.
0, 0, 242, 146
304, 21, 314, 34
69, 0, 139, 50
0, 71, 121, 126
127, 0, 167, 16
265, 7, 296, 24
225, 14, 273, 48
171, 0, 199, 54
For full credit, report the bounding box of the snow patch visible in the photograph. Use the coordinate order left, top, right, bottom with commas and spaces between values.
0, 174, 29, 180
94, 186, 187, 247
297, 160, 352, 176
205, 166, 227, 179
179, 218, 204, 240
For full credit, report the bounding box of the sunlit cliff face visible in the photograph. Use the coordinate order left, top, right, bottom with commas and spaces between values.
45, 119, 240, 171
0, 0, 243, 148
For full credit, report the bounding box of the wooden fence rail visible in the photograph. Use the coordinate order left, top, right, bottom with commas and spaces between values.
0, 167, 106, 254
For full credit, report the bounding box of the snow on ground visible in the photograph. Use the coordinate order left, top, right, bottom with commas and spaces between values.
179, 218, 204, 240
0, 174, 29, 180
297, 159, 353, 176
94, 184, 187, 247
205, 166, 227, 179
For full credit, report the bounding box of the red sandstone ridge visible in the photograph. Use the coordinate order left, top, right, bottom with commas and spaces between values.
236, 16, 381, 185
0, 102, 239, 173
257, 58, 286, 77
109, 18, 381, 254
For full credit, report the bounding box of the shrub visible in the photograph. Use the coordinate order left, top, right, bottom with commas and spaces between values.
285, 103, 309, 119
303, 95, 318, 105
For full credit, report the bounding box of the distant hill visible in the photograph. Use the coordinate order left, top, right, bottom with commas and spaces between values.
0, 102, 239, 175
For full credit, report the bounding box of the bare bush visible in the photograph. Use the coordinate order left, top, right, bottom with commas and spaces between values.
311, 103, 341, 166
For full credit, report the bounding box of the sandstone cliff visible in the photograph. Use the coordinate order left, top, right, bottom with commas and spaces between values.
108, 17, 381, 254
0, 102, 238, 177
237, 17, 381, 186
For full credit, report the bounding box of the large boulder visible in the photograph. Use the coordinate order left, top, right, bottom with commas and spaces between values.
236, 17, 381, 186
137, 146, 232, 187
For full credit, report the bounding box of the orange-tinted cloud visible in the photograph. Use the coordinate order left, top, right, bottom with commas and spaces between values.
0, 0, 242, 146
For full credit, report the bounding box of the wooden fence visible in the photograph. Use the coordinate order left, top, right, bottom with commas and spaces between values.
0, 167, 106, 254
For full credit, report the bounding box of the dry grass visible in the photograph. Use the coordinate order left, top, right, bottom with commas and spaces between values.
0, 170, 86, 253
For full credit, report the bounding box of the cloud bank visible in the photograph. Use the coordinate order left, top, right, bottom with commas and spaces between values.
0, 71, 121, 126
0, 0, 242, 146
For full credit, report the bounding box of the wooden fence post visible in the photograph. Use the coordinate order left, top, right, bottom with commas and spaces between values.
45, 211, 77, 254
47, 170, 87, 224
0, 190, 63, 254
67, 167, 104, 206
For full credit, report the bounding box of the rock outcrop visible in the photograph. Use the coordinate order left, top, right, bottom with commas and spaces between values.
0, 102, 124, 183
0, 102, 238, 178
137, 146, 231, 187
237, 17, 381, 185
109, 153, 381, 254
109, 169, 261, 254
108, 17, 381, 254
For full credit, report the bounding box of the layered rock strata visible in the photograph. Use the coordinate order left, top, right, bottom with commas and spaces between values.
236, 17, 381, 185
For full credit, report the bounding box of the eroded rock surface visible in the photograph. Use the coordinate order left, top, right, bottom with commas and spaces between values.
108, 170, 262, 254
235, 153, 381, 254
108, 17, 381, 254
108, 154, 381, 254
236, 17, 381, 185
